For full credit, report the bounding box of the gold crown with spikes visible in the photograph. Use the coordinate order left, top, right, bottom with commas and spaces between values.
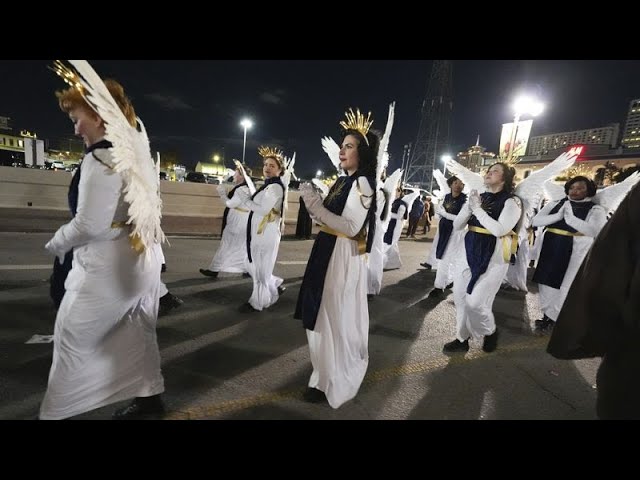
258, 146, 284, 161
49, 60, 84, 93
340, 108, 373, 145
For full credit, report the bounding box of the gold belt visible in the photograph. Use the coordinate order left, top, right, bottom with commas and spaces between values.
319, 225, 367, 255
111, 221, 145, 254
468, 225, 518, 263
234, 207, 249, 213
257, 208, 281, 234
546, 227, 584, 237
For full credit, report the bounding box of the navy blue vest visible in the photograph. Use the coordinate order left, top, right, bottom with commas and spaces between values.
294, 174, 373, 330
383, 198, 408, 245
435, 192, 467, 259
464, 190, 514, 294
533, 198, 595, 289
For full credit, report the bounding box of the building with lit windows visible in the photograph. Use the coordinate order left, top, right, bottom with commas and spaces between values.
527, 124, 619, 156
621, 98, 640, 149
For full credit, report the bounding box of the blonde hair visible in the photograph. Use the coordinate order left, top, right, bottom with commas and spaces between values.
55, 79, 137, 128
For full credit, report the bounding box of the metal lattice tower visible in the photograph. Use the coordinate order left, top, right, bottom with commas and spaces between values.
404, 61, 453, 191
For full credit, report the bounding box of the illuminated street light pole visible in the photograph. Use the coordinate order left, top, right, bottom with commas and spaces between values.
507, 95, 544, 163
240, 118, 253, 164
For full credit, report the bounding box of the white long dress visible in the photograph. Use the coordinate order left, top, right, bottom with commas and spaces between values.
208, 184, 251, 273
452, 197, 521, 342
367, 188, 387, 295
40, 148, 163, 420
243, 181, 284, 311
533, 198, 606, 321
383, 201, 407, 270
433, 219, 466, 290
305, 177, 373, 409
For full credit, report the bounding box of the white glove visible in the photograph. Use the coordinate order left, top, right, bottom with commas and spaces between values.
468, 190, 482, 213
300, 183, 323, 214
216, 185, 227, 197
437, 205, 447, 217
45, 240, 66, 263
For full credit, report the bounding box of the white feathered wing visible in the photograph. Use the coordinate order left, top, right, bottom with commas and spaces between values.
68, 60, 165, 255
593, 171, 640, 214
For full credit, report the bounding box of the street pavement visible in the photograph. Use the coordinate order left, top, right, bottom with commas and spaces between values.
0, 230, 599, 420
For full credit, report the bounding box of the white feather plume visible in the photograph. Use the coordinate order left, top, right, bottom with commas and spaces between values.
445, 158, 485, 193
432, 168, 449, 203
381, 168, 403, 223
543, 180, 566, 202
281, 153, 296, 233
402, 187, 421, 217
233, 160, 256, 195
376, 102, 395, 184
67, 60, 165, 254
593, 171, 640, 213
321, 136, 342, 174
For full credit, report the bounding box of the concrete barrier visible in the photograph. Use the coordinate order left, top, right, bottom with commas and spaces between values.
0, 166, 302, 234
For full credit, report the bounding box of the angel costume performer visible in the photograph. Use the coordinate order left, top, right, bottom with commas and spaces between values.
450, 187, 521, 347
40, 61, 165, 420
241, 148, 287, 311
533, 177, 607, 329
383, 192, 408, 270
431, 189, 467, 292
295, 105, 391, 408
204, 178, 251, 275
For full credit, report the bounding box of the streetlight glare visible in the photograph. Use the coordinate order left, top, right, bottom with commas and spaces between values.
513, 95, 544, 117
240, 118, 253, 163
316, 170, 323, 177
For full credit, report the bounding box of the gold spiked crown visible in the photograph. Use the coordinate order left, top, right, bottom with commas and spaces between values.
258, 146, 284, 162
49, 60, 84, 94
340, 108, 374, 145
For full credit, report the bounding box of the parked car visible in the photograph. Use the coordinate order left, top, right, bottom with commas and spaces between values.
185, 172, 207, 183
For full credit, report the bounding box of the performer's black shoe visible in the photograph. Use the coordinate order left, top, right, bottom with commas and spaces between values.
445, 283, 454, 290
420, 262, 432, 270
482, 329, 499, 352
242, 272, 251, 278
199, 268, 218, 278
161, 263, 167, 273
303, 388, 326, 404
428, 288, 443, 298
159, 292, 184, 316
443, 338, 469, 353
239, 302, 258, 313
112, 395, 165, 420
277, 285, 286, 295
535, 316, 555, 333
367, 294, 375, 301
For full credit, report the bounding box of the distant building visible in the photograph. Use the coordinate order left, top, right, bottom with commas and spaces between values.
621, 98, 640, 149
0, 116, 13, 132
456, 137, 497, 172
527, 123, 620, 156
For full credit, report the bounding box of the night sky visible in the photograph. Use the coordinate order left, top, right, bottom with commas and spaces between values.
2, 60, 639, 177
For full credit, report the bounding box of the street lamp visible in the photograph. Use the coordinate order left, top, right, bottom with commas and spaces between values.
240, 118, 253, 164
506, 95, 544, 163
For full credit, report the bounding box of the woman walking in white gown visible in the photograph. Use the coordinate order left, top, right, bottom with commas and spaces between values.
41, 61, 165, 420
295, 107, 391, 408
